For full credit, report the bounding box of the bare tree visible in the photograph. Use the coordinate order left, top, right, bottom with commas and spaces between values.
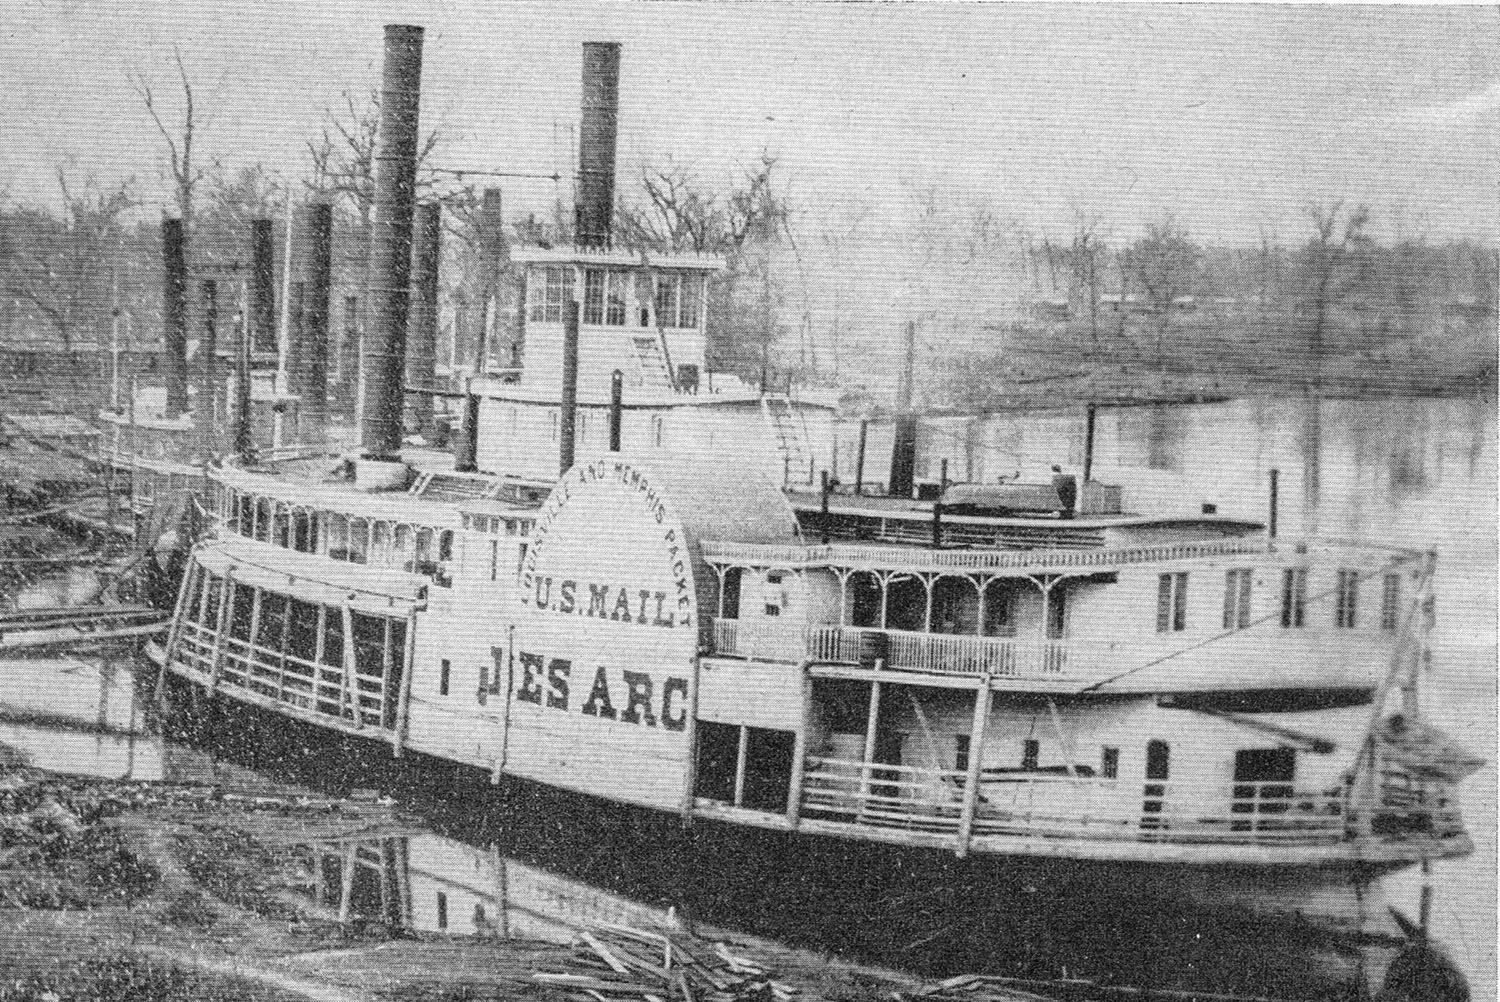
1122, 215, 1199, 356
5, 171, 136, 349
1064, 214, 1105, 343
1297, 201, 1371, 388
128, 47, 205, 232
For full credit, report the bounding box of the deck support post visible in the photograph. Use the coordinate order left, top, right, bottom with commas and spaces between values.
956, 670, 993, 857
379, 617, 394, 732
732, 724, 750, 807
859, 673, 884, 814
246, 588, 263, 690
156, 553, 196, 705
680, 653, 702, 819
341, 601, 360, 727
786, 659, 814, 826
393, 606, 417, 757
209, 572, 235, 692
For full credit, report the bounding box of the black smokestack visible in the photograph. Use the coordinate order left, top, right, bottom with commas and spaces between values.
250, 218, 276, 358
304, 202, 333, 444
576, 41, 620, 249
161, 218, 189, 418
361, 23, 424, 459
196, 279, 217, 456
407, 200, 440, 439
339, 295, 359, 419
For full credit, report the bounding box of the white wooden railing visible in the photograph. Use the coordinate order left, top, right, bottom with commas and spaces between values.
712, 619, 1102, 678
801, 757, 1356, 845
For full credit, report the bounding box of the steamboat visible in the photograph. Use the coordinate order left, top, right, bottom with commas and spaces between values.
150, 26, 1474, 903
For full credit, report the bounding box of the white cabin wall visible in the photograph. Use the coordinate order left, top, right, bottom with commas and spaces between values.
803, 568, 843, 627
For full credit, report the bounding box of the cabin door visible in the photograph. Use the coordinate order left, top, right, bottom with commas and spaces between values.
1141, 739, 1170, 830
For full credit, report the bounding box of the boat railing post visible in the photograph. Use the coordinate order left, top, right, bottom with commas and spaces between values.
209, 571, 234, 692
858, 671, 884, 820
156, 549, 197, 706
785, 658, 814, 827
341, 600, 361, 728
379, 617, 394, 733
956, 670, 993, 857
393, 606, 417, 757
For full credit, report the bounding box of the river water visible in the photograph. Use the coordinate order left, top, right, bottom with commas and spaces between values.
2, 394, 1494, 1000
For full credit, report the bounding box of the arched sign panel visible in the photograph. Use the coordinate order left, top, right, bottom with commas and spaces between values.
506, 456, 703, 810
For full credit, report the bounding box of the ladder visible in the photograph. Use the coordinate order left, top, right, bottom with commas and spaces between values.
761, 395, 813, 486
632, 337, 672, 390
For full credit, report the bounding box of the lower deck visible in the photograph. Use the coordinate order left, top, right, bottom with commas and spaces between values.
156, 551, 1473, 870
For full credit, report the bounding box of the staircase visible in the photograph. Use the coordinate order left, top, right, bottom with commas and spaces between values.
761, 395, 814, 486
632, 337, 673, 390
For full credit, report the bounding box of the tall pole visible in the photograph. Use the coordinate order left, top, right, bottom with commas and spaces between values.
407, 200, 440, 439
609, 369, 623, 452
1083, 402, 1097, 483
161, 218, 189, 418
235, 284, 253, 462
197, 280, 218, 459
250, 218, 276, 358
361, 23, 424, 460
559, 299, 579, 475
305, 202, 333, 446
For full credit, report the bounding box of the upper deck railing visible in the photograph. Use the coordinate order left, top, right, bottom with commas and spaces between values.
700, 537, 1418, 574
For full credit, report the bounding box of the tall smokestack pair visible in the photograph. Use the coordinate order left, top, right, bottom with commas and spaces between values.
285, 203, 334, 445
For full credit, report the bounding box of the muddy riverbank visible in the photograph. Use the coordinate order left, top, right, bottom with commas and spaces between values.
0, 753, 931, 1002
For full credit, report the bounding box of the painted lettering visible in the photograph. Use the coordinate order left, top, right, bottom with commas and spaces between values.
535, 576, 552, 609
611, 589, 633, 622
661, 677, 689, 731
636, 589, 650, 625
517, 651, 544, 705
545, 658, 570, 710
621, 671, 658, 727
652, 592, 674, 627
581, 665, 617, 719
588, 583, 610, 618
559, 579, 576, 614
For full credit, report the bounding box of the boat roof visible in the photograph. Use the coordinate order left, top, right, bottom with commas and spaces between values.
214, 463, 466, 529
196, 535, 426, 615
785, 490, 1264, 533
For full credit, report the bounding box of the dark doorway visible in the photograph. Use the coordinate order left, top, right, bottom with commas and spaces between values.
1142, 739, 1170, 830
1232, 747, 1295, 831
694, 721, 740, 803
743, 728, 796, 812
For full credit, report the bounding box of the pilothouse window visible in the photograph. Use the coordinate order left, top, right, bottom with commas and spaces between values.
1223, 569, 1252, 629
1280, 568, 1306, 628
1335, 570, 1359, 628
1156, 573, 1188, 632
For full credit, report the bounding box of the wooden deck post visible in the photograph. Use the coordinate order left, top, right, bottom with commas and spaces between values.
155, 553, 197, 705
341, 601, 360, 727
208, 571, 234, 692
786, 659, 814, 826
679, 651, 702, 819
859, 674, 884, 814
956, 670, 993, 857
732, 725, 750, 807
392, 606, 417, 757
379, 617, 394, 732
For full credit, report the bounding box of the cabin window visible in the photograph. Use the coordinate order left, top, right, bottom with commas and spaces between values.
1022, 739, 1040, 770
583, 268, 606, 324
414, 527, 435, 570
394, 524, 413, 561
439, 658, 451, 696
439, 530, 454, 562
272, 506, 291, 549
1156, 573, 1187, 632
436, 892, 448, 930
254, 498, 273, 542
635, 274, 653, 326
348, 518, 369, 564
954, 734, 971, 773
1222, 569, 1253, 629
529, 266, 572, 323
1045, 588, 1067, 640
1335, 570, 1359, 628
488, 539, 498, 582
654, 274, 679, 328
679, 274, 701, 328
371, 521, 392, 563
1380, 573, 1401, 631
327, 514, 349, 561
606, 271, 627, 325
1142, 739, 1169, 828
763, 571, 787, 617
981, 581, 1018, 637
1101, 747, 1119, 779
1280, 568, 1306, 628
932, 577, 979, 635
292, 511, 315, 552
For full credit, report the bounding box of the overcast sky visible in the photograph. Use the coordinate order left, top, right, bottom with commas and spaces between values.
2, 1, 1496, 246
